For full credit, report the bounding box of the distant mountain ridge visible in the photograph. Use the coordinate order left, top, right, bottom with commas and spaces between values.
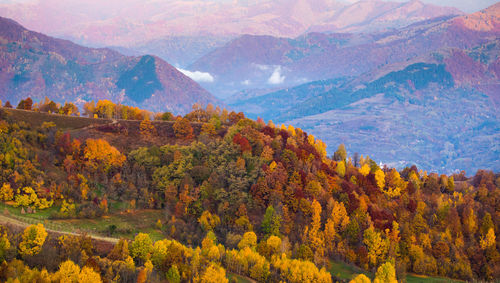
189, 3, 498, 96
0, 17, 219, 114
0, 0, 462, 47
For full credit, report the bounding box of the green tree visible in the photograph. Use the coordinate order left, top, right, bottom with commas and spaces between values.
166, 265, 181, 283
130, 233, 153, 262
261, 206, 281, 237
373, 262, 397, 283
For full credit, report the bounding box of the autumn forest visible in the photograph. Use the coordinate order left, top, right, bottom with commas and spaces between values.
0, 97, 498, 283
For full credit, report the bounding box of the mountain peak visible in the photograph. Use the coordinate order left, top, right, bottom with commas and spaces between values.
482, 2, 500, 15
0, 17, 219, 114
453, 1, 500, 31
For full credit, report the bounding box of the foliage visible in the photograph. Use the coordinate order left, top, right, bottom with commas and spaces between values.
83, 138, 126, 172
130, 233, 153, 262
0, 99, 498, 282
350, 274, 371, 283
0, 183, 13, 201
18, 224, 48, 257
373, 262, 397, 283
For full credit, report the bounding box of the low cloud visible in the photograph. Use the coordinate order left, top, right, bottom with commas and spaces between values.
177, 68, 214, 83
254, 64, 270, 71
242, 79, 251, 85
268, 66, 285, 85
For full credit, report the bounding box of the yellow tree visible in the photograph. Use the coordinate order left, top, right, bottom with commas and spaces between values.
480, 228, 496, 250
200, 263, 229, 283
266, 235, 282, 255
78, 266, 102, 283
198, 210, 221, 231
95, 100, 115, 118
359, 164, 370, 177
350, 274, 371, 283
19, 223, 48, 257
373, 262, 397, 283
374, 169, 385, 189
0, 231, 10, 261
325, 199, 350, 255
383, 168, 405, 198
151, 239, 169, 267
336, 161, 346, 178
238, 231, 257, 250
306, 199, 324, 261
0, 183, 13, 201
363, 226, 387, 268
83, 139, 126, 172
83, 101, 96, 117
140, 118, 157, 138
52, 260, 80, 282
130, 233, 153, 262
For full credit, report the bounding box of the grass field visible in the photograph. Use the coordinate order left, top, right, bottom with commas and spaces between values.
329, 260, 372, 280
0, 201, 165, 241
328, 260, 463, 283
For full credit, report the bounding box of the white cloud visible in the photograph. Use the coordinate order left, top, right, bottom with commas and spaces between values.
254, 64, 270, 71
177, 68, 214, 83
242, 79, 251, 85
268, 66, 285, 85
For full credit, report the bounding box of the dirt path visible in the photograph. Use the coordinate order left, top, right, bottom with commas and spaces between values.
0, 213, 119, 244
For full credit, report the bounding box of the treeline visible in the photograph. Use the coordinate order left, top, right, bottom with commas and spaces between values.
0, 100, 498, 282
2, 97, 224, 122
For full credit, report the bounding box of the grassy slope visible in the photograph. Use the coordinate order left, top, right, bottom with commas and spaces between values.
1, 108, 111, 129
0, 201, 164, 241
328, 260, 463, 283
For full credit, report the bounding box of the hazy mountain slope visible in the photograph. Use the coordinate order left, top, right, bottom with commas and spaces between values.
112, 36, 232, 68
0, 0, 462, 47
0, 17, 218, 114
191, 5, 497, 96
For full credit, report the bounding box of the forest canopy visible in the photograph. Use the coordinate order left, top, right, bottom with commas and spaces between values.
0, 101, 498, 282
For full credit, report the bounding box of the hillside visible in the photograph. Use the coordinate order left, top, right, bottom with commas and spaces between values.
0, 17, 219, 114
0, 104, 498, 282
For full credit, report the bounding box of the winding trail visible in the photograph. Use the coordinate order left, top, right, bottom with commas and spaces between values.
0, 213, 119, 243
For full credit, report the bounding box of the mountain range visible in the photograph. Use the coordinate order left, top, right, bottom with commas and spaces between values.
0, 0, 462, 47
0, 0, 464, 70
0, 17, 218, 114
190, 3, 498, 96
